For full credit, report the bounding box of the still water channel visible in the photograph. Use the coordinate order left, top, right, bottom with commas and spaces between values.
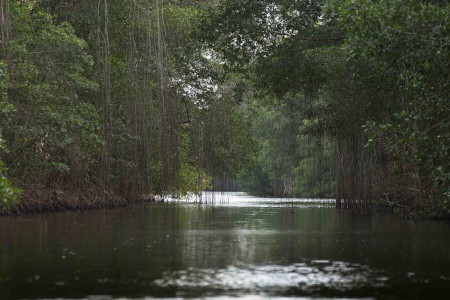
1, 192, 450, 299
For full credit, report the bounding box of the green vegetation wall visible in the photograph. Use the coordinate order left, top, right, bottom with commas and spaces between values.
1, 0, 448, 218
198, 0, 449, 216
0, 0, 254, 207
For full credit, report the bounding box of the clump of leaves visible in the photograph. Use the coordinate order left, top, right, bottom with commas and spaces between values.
0, 134, 22, 209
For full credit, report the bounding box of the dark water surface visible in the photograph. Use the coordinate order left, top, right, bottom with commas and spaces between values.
1, 192, 450, 299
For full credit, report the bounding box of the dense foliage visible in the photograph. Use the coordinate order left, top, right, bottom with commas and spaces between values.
334, 0, 449, 214
199, 0, 449, 217
1, 0, 448, 218
0, 132, 21, 208
237, 97, 335, 198
0, 0, 254, 209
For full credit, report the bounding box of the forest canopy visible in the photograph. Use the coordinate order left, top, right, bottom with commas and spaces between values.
0, 0, 448, 218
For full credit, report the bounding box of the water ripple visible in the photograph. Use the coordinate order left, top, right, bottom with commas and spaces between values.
154, 260, 386, 294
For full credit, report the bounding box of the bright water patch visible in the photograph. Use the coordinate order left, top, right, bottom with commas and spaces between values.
40, 260, 384, 299
174, 192, 335, 209
154, 260, 385, 297
33, 296, 373, 300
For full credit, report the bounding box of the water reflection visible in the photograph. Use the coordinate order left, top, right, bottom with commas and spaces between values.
154, 261, 384, 295
0, 192, 450, 299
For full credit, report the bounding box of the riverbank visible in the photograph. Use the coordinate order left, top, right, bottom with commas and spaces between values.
0, 182, 166, 216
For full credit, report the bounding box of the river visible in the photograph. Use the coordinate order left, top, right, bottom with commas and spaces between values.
1, 192, 450, 299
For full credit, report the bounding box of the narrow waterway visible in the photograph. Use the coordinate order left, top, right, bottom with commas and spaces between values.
1, 192, 449, 299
